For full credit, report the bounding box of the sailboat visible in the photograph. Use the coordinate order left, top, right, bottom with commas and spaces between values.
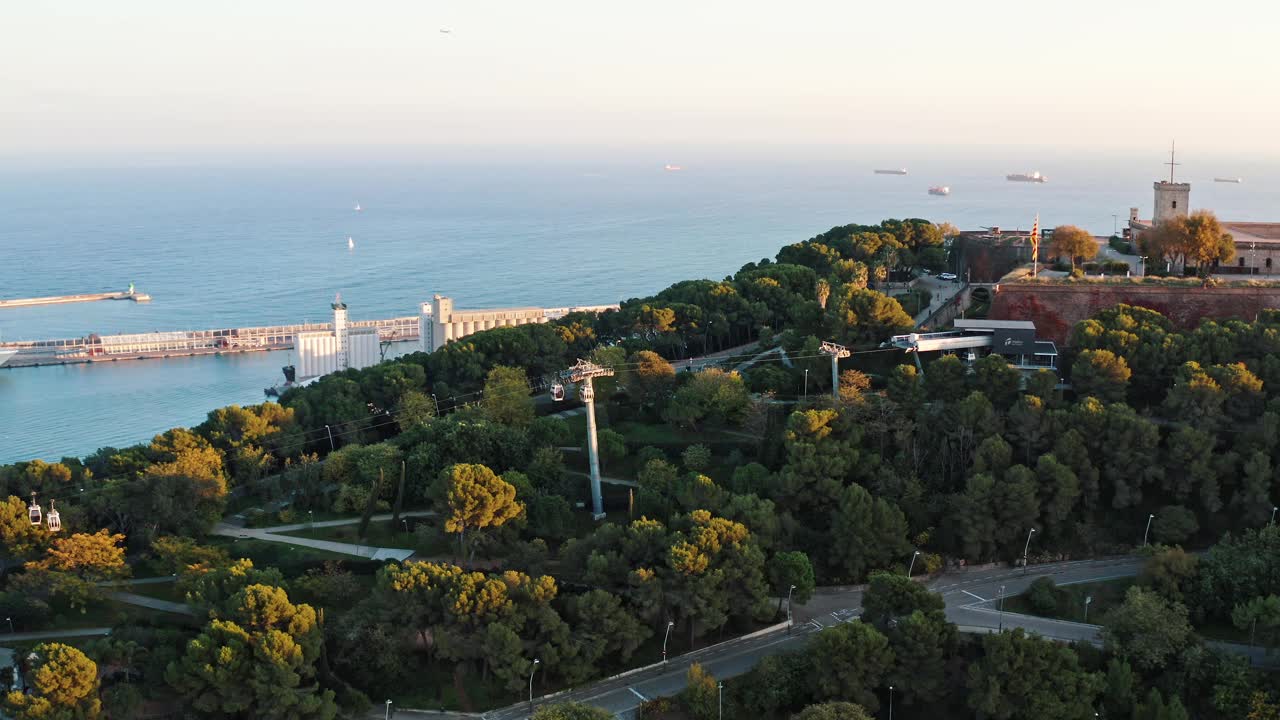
354, 202, 362, 211
347, 237, 355, 250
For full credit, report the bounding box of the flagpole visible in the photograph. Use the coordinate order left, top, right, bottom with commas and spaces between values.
1031, 214, 1040, 278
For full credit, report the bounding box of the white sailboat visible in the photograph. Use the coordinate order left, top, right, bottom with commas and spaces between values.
354, 202, 362, 211
347, 237, 355, 250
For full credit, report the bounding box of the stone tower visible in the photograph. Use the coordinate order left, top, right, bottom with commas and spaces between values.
1153, 181, 1190, 225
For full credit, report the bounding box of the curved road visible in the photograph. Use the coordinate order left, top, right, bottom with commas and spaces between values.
444, 555, 1267, 720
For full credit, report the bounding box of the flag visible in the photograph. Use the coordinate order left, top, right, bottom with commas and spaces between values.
1030, 214, 1041, 276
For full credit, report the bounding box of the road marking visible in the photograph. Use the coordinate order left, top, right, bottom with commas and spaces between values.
628, 687, 647, 701
962, 590, 988, 602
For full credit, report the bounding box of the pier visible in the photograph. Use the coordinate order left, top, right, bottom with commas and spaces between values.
0, 316, 419, 368
0, 287, 151, 309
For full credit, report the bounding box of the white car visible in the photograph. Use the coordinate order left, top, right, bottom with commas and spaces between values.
938, 272, 958, 281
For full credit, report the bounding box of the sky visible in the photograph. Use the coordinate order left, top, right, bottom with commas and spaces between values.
3, 0, 1278, 162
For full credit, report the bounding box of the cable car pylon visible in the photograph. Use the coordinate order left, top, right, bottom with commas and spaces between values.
561, 358, 615, 520
819, 341, 850, 401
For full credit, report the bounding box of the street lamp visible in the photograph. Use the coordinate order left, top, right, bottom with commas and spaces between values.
718, 681, 723, 720
528, 659, 540, 705
384, 699, 392, 720
4, 617, 11, 633
1271, 506, 1278, 526
1084, 595, 1093, 624
998, 586, 1006, 631
1022, 528, 1036, 573
1143, 513, 1155, 546
803, 369, 809, 401
907, 550, 921, 578
889, 685, 895, 720
662, 620, 675, 663
1140, 256, 1148, 276
786, 585, 797, 630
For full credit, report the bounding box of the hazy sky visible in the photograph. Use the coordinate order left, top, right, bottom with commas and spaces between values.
4, 0, 1276, 160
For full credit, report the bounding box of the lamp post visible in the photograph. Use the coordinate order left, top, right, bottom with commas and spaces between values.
998, 586, 1006, 631
786, 585, 797, 631
1140, 255, 1148, 276
4, 617, 11, 633
1084, 595, 1093, 624
1271, 506, 1278, 526
718, 681, 723, 720
889, 685, 895, 720
324, 424, 335, 451
384, 699, 392, 720
308, 510, 313, 528
1022, 528, 1036, 574
803, 369, 809, 401
528, 659, 540, 705
907, 550, 921, 578
1143, 513, 1155, 546
662, 620, 675, 663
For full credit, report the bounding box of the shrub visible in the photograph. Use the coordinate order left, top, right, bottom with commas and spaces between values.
1028, 576, 1059, 615
1152, 505, 1199, 545
682, 444, 713, 472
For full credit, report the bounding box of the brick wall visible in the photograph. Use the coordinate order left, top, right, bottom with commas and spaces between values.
989, 283, 1280, 345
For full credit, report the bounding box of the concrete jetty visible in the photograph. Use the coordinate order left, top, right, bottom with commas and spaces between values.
0, 288, 151, 309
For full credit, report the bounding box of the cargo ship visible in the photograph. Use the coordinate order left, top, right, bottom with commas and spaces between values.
874, 168, 908, 175
664, 164, 683, 172
1214, 177, 1243, 184
928, 186, 950, 196
1006, 171, 1048, 183
0, 348, 17, 368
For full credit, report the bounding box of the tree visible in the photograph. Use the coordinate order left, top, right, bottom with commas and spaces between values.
433, 464, 523, 560
1139, 546, 1199, 603
837, 369, 871, 404
793, 702, 873, 720
768, 551, 815, 614
681, 444, 712, 473
681, 663, 718, 720
807, 621, 893, 711
166, 584, 337, 720
1071, 349, 1131, 403
887, 609, 956, 705
1049, 225, 1098, 271
3, 643, 101, 720
593, 428, 627, 473
394, 390, 437, 431
1147, 210, 1235, 278
972, 354, 1021, 410
1103, 658, 1135, 720
629, 350, 677, 412
30, 529, 129, 580
665, 369, 751, 429
925, 355, 968, 403
530, 703, 614, 720
1232, 595, 1280, 647
0, 495, 49, 576
566, 589, 650, 673
967, 629, 1102, 720
1152, 505, 1199, 545
482, 365, 535, 426
860, 572, 945, 628
886, 364, 925, 409
1132, 687, 1189, 720
1101, 586, 1192, 671
828, 484, 911, 581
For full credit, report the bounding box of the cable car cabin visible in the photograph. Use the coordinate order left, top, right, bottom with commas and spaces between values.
45, 501, 61, 532
551, 383, 566, 402
28, 497, 41, 526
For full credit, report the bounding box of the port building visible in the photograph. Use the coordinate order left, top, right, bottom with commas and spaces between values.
294, 296, 381, 378
419, 295, 619, 353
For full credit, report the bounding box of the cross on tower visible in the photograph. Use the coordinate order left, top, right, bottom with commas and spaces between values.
1165, 140, 1180, 183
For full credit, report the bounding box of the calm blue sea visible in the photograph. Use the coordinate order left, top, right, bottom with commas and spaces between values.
3, 147, 1278, 462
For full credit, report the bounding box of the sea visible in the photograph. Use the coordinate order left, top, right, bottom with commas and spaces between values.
3, 145, 1278, 463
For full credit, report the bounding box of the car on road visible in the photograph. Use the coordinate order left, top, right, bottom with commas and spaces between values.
938, 272, 958, 281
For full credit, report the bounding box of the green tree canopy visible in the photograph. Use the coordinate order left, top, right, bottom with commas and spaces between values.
1049, 225, 1099, 271
433, 463, 523, 559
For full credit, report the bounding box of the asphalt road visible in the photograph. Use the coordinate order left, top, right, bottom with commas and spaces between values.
398, 557, 1152, 720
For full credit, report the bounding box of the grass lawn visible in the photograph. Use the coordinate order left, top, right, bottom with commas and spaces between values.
894, 289, 933, 316
1004, 577, 1135, 623
123, 581, 182, 603
208, 536, 354, 573
277, 521, 419, 550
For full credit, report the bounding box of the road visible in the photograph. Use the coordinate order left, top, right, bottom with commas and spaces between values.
401, 555, 1270, 720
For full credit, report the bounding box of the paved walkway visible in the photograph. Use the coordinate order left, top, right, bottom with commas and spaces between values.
108, 591, 196, 616
214, 512, 436, 562
0, 628, 111, 643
